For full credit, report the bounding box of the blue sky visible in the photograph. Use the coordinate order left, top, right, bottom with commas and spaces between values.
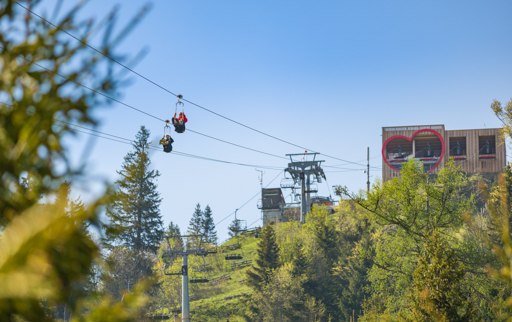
36, 0, 512, 241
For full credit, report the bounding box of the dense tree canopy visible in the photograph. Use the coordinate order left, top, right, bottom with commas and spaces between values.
343, 160, 508, 321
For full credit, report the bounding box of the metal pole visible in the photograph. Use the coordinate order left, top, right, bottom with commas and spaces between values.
306, 173, 311, 215
300, 172, 306, 223
255, 169, 264, 188
182, 240, 190, 322
234, 209, 239, 237
367, 147, 370, 193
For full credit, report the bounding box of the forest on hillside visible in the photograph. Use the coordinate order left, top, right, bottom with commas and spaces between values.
153, 160, 512, 321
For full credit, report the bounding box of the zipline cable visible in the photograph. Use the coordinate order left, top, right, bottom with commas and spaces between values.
17, 2, 374, 168
67, 123, 283, 170
26, 60, 291, 162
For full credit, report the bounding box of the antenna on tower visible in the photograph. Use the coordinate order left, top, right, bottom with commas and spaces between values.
255, 169, 264, 188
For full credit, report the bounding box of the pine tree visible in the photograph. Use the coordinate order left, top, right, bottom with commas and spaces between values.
228, 217, 242, 237
187, 203, 204, 247
245, 225, 281, 320
202, 205, 217, 244
247, 225, 280, 290
162, 221, 183, 266
291, 243, 308, 277
306, 207, 343, 321
105, 126, 164, 254
188, 203, 203, 235
167, 221, 181, 235
166, 221, 183, 251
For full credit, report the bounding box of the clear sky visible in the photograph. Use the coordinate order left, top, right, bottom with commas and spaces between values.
34, 0, 512, 241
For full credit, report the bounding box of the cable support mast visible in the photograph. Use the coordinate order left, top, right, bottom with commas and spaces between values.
284, 152, 326, 223
162, 234, 216, 322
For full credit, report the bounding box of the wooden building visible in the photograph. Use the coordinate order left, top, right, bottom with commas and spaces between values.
258, 189, 333, 225
382, 125, 506, 181
259, 188, 286, 225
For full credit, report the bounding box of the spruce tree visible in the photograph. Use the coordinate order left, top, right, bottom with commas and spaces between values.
290, 243, 308, 277
188, 203, 203, 235
167, 221, 182, 240
163, 221, 183, 266
247, 225, 280, 290
187, 203, 204, 247
167, 221, 181, 236
166, 221, 183, 251
246, 225, 281, 320
228, 217, 243, 237
307, 206, 344, 321
105, 126, 164, 254
202, 205, 217, 244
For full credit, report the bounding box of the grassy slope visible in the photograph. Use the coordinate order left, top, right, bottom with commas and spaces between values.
179, 231, 260, 321
159, 221, 306, 321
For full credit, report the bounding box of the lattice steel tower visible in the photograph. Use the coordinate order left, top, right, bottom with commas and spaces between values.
284, 153, 326, 223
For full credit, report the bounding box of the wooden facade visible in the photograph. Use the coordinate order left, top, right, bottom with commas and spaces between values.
382, 125, 505, 181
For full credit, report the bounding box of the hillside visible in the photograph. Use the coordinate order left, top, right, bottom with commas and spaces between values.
191, 230, 259, 321
157, 229, 262, 321
154, 180, 512, 322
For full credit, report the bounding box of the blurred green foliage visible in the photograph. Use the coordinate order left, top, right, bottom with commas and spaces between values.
0, 0, 149, 320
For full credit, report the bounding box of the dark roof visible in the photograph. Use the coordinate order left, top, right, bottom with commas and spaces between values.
261, 188, 285, 210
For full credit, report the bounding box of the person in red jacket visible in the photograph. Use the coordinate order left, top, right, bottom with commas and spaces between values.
178, 111, 188, 124
172, 112, 187, 133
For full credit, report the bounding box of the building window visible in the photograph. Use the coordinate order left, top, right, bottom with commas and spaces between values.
479, 135, 496, 157
386, 138, 412, 161
449, 137, 466, 158
414, 137, 442, 159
